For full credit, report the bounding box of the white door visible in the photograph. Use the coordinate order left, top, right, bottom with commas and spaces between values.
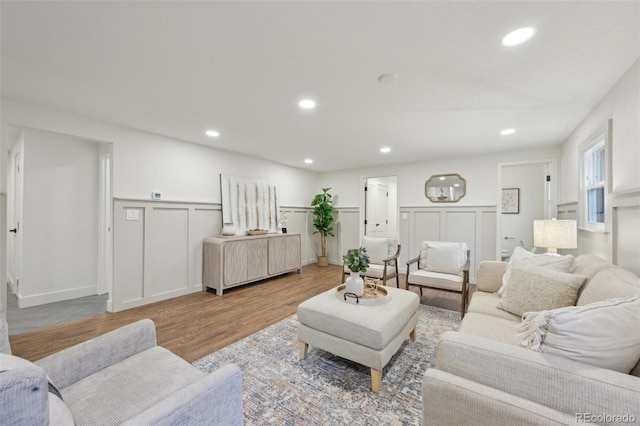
365, 182, 377, 235
9, 150, 23, 292
375, 183, 388, 236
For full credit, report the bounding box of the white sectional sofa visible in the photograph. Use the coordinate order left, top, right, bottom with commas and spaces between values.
422, 253, 640, 425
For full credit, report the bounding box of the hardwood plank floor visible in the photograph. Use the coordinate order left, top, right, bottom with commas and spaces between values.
9, 264, 472, 363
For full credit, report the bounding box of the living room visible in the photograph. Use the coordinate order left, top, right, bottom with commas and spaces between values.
1, 1, 639, 425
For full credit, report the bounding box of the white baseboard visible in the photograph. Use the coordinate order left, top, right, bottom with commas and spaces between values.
17, 285, 98, 308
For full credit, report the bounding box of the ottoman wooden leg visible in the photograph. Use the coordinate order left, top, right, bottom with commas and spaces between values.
298, 341, 309, 360
371, 368, 382, 393
410, 327, 417, 341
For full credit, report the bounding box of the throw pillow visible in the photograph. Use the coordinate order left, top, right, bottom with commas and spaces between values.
498, 264, 586, 317
518, 296, 640, 374
498, 247, 574, 295
422, 241, 467, 275
0, 353, 75, 425
362, 236, 389, 265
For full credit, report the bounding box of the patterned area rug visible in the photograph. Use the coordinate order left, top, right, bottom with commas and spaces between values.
193, 304, 460, 425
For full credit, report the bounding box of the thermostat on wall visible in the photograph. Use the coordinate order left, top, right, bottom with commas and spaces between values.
152, 191, 162, 200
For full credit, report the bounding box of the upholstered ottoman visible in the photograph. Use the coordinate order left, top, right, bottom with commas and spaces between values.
297, 286, 420, 392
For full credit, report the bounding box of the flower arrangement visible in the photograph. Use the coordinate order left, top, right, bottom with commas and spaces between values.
343, 247, 370, 273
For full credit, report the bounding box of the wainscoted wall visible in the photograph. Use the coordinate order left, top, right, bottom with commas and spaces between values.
556, 189, 640, 276
112, 199, 222, 312
331, 205, 497, 284
113, 202, 323, 312
399, 206, 497, 283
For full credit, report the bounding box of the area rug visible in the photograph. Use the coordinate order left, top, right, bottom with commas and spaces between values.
193, 304, 460, 425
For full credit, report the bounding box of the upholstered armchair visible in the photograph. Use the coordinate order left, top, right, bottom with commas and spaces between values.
406, 241, 470, 318
0, 319, 243, 425
343, 236, 401, 287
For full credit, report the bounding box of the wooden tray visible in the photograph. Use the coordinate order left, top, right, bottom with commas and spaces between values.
246, 229, 268, 235
335, 283, 390, 305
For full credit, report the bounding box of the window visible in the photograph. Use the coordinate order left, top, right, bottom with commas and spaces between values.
584, 140, 605, 225
579, 122, 610, 232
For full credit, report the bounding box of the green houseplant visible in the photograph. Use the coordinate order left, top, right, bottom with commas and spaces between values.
343, 247, 370, 273
343, 247, 369, 297
311, 187, 335, 266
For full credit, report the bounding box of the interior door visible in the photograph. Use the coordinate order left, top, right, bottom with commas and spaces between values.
375, 183, 388, 236
10, 150, 23, 291
365, 182, 377, 235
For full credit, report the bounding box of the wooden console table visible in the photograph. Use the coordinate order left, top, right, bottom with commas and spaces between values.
203, 233, 302, 295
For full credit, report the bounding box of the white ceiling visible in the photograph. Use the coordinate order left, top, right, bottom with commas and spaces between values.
2, 1, 639, 172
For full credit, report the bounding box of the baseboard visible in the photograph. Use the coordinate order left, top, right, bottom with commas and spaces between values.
17, 285, 98, 308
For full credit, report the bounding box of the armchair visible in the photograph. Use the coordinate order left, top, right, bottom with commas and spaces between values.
405, 241, 470, 318
0, 319, 243, 425
342, 236, 401, 287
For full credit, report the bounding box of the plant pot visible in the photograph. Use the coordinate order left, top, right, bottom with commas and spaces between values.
317, 256, 329, 267
345, 271, 364, 297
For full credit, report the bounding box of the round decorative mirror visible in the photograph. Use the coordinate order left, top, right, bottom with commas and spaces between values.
425, 173, 466, 203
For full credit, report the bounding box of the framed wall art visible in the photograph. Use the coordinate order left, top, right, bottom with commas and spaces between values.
502, 188, 519, 214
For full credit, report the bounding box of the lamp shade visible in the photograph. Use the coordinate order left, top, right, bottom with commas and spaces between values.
533, 219, 577, 254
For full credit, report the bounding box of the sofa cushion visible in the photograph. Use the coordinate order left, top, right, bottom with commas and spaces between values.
498, 265, 586, 317
61, 346, 205, 425
467, 291, 522, 322
518, 296, 640, 374
571, 254, 613, 280
577, 267, 640, 306
499, 247, 573, 295
0, 353, 74, 425
419, 241, 467, 275
458, 313, 521, 346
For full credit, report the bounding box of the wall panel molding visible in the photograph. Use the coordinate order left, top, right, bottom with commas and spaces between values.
112, 199, 221, 312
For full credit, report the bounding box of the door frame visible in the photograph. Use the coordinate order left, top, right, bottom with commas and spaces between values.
496, 158, 557, 260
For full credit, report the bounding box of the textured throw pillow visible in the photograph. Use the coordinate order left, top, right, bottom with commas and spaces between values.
0, 353, 75, 425
422, 241, 467, 275
498, 247, 574, 295
498, 264, 586, 317
362, 236, 389, 265
518, 296, 640, 374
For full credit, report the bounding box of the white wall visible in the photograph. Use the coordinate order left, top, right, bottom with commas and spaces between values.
19, 129, 100, 306
1, 99, 319, 207
1, 99, 321, 311
501, 163, 546, 254
558, 58, 640, 268
320, 146, 560, 209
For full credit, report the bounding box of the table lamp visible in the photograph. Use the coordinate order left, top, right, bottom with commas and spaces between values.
533, 219, 577, 254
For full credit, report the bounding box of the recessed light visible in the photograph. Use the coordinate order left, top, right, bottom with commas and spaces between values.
380, 147, 391, 153
205, 130, 220, 137
439, 176, 446, 181
502, 27, 536, 46
500, 128, 516, 135
299, 99, 316, 109
454, 183, 460, 187
304, 158, 313, 164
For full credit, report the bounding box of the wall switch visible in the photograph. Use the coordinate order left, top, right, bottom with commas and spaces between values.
152, 192, 161, 200
126, 209, 140, 221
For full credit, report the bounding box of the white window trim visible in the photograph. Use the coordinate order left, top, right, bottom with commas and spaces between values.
578, 119, 612, 233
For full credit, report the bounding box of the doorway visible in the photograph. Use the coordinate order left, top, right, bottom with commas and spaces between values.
5, 126, 112, 322
496, 159, 556, 261
362, 176, 398, 238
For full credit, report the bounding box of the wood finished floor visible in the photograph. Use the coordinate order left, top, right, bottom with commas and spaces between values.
9, 264, 473, 363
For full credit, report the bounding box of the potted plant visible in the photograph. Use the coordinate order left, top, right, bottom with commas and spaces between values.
343, 247, 370, 296
311, 187, 335, 266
